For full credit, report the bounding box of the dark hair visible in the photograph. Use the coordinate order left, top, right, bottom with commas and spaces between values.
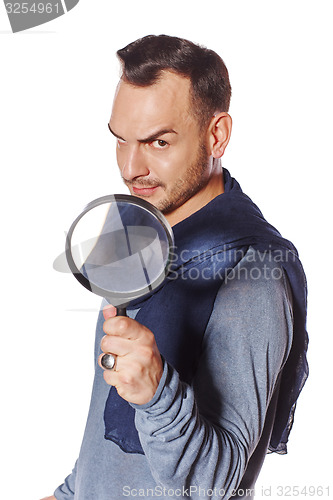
117, 35, 231, 128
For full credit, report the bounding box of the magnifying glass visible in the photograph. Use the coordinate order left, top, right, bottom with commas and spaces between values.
65, 194, 174, 370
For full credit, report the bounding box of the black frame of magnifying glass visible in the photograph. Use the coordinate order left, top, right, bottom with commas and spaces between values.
65, 194, 175, 307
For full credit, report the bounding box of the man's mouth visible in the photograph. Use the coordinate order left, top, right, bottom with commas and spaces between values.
131, 185, 160, 196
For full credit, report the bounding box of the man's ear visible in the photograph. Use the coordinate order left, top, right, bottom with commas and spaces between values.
207, 113, 232, 158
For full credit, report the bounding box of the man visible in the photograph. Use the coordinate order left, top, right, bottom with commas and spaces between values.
43, 35, 308, 499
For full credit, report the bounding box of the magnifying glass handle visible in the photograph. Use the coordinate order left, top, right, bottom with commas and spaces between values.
116, 307, 127, 317
101, 306, 127, 370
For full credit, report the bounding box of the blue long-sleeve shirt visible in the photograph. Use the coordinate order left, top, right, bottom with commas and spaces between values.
54, 247, 293, 499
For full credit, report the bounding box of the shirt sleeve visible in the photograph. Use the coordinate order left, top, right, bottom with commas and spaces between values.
53, 460, 77, 499
131, 248, 293, 499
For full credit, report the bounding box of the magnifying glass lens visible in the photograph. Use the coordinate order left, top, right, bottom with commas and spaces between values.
66, 195, 174, 308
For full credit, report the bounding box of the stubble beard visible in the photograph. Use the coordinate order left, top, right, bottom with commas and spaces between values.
122, 141, 211, 215
154, 142, 211, 215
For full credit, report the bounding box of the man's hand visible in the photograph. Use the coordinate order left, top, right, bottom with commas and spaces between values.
40, 496, 57, 500
98, 305, 163, 405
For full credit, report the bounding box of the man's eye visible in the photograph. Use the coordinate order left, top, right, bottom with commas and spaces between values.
152, 139, 168, 149
117, 139, 126, 147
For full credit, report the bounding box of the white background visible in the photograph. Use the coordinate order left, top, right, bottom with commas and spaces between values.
0, 1, 332, 499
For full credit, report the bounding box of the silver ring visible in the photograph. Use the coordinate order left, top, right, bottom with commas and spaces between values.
101, 353, 117, 370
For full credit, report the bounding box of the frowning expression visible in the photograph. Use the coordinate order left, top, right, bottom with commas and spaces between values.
109, 72, 214, 224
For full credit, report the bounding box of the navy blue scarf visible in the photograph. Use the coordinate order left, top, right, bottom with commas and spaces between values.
102, 169, 308, 455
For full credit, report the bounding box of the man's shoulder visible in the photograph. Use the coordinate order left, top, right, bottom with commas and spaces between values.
222, 244, 289, 284
214, 245, 293, 319
205, 245, 294, 358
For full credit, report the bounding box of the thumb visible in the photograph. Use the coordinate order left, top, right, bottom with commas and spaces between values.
103, 303, 117, 320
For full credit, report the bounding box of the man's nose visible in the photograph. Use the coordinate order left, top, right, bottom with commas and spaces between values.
120, 145, 150, 181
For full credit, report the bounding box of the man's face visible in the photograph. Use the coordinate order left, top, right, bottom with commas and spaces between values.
109, 72, 214, 223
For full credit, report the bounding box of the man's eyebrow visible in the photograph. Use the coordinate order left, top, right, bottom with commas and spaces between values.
108, 123, 125, 141
137, 128, 178, 143
108, 123, 177, 143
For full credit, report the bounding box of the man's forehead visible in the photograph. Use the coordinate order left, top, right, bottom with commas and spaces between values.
110, 72, 193, 126
109, 74, 198, 144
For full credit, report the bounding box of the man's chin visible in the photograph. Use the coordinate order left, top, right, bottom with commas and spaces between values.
125, 184, 180, 214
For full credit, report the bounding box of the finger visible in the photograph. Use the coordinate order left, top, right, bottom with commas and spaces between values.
100, 335, 132, 357
103, 368, 120, 386
103, 303, 117, 320
103, 315, 149, 340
